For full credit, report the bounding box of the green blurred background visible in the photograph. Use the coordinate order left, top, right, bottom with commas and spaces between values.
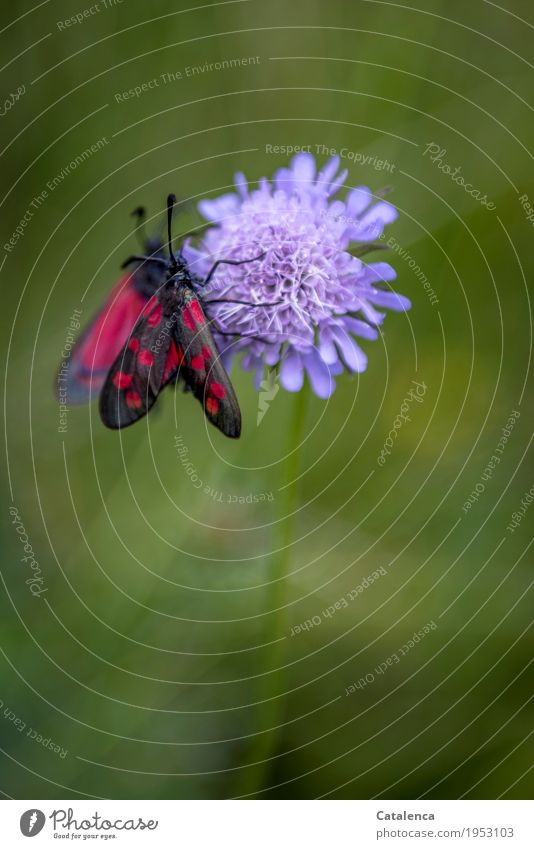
1, 0, 533, 799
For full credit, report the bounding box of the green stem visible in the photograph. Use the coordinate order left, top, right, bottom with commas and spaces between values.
234, 387, 307, 797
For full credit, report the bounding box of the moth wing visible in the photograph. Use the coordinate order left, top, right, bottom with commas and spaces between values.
174, 290, 241, 438
99, 294, 179, 429
56, 273, 150, 404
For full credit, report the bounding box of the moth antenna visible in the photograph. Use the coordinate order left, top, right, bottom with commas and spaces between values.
131, 206, 148, 250
167, 194, 178, 265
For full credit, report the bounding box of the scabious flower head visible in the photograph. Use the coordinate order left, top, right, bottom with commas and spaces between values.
187, 152, 410, 398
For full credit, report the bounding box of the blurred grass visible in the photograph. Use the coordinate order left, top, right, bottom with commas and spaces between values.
1, 0, 533, 799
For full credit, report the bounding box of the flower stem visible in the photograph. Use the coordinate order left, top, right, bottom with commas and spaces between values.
234, 387, 307, 797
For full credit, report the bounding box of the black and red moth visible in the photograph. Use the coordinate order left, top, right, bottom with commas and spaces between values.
57, 206, 166, 404
97, 194, 265, 438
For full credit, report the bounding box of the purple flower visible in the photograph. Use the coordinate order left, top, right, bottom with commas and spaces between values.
187, 152, 410, 398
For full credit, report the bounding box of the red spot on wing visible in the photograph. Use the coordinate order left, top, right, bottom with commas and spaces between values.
143, 295, 157, 316
191, 355, 205, 371
125, 390, 142, 409
201, 346, 212, 360
210, 382, 226, 400
113, 371, 133, 389
189, 299, 205, 325
163, 341, 180, 381
147, 302, 162, 327
128, 338, 140, 352
182, 307, 195, 331
137, 349, 154, 367
206, 397, 219, 415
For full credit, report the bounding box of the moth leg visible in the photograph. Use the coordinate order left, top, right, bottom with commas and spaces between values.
215, 330, 276, 345
201, 252, 266, 287
204, 297, 283, 307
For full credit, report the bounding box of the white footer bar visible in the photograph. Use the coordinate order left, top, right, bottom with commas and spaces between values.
1, 799, 532, 848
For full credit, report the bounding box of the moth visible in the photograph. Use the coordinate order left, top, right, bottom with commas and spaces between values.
98, 195, 266, 438
56, 206, 167, 404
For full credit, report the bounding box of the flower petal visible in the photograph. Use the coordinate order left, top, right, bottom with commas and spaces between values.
264, 346, 281, 366
316, 155, 341, 190
234, 171, 248, 198
198, 194, 239, 222
342, 316, 379, 340
327, 168, 349, 198
360, 262, 398, 285
331, 326, 368, 372
361, 200, 397, 226
291, 151, 316, 187
218, 346, 236, 375
280, 348, 304, 392
358, 300, 386, 325
327, 199, 345, 220
273, 167, 292, 193
302, 350, 336, 398
344, 200, 398, 242
318, 325, 338, 365
345, 186, 372, 218
369, 290, 411, 311
181, 239, 209, 273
